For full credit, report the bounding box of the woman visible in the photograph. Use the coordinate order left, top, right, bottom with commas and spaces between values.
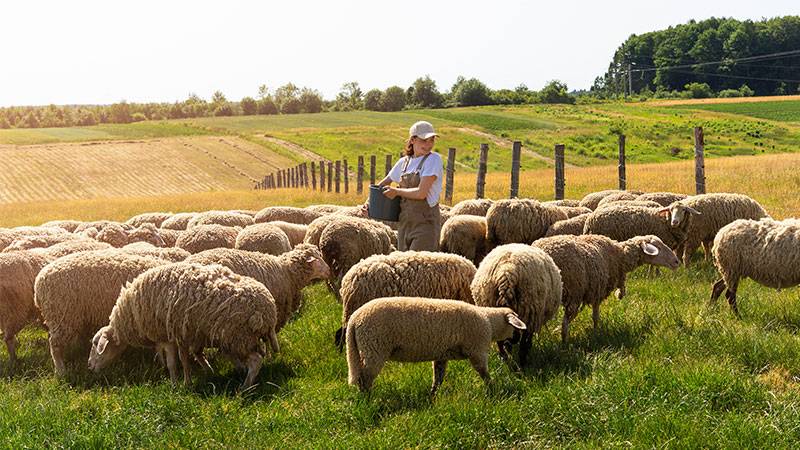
378, 120, 443, 251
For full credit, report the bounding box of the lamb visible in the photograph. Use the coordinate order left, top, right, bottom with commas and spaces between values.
470, 244, 562, 366
346, 297, 526, 394
318, 218, 396, 296
485, 199, 568, 246
449, 199, 494, 217
125, 212, 173, 228
254, 206, 324, 225
40, 220, 83, 233
187, 210, 254, 229
439, 215, 490, 265
96, 223, 166, 248
533, 234, 679, 342
186, 244, 330, 332
636, 192, 689, 207
582, 203, 699, 251
175, 224, 239, 254
34, 249, 169, 375
338, 251, 476, 348
121, 242, 191, 262
160, 212, 199, 230
269, 221, 307, 247
544, 213, 590, 237
235, 223, 292, 255
88, 263, 279, 388
595, 191, 640, 209
710, 218, 800, 317
672, 193, 770, 266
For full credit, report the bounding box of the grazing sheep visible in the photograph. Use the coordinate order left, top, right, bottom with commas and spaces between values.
125, 212, 173, 228
156, 228, 181, 247
96, 223, 166, 248
187, 210, 254, 229
160, 212, 199, 231
34, 249, 169, 375
306, 204, 345, 214
470, 244, 562, 366
304, 214, 397, 249
636, 192, 689, 207
229, 209, 258, 217
533, 235, 680, 343
595, 200, 663, 210
33, 240, 113, 258
450, 199, 494, 217
176, 225, 239, 254
254, 206, 323, 225
486, 199, 568, 246
186, 244, 330, 332
1, 227, 68, 251
74, 220, 133, 234
595, 191, 640, 209
545, 213, 590, 237
543, 199, 582, 208
2, 233, 83, 253
673, 193, 770, 266
439, 215, 490, 265
235, 223, 292, 255
41, 220, 83, 233
269, 221, 307, 247
121, 242, 190, 262
583, 203, 699, 251
88, 263, 279, 388
318, 218, 396, 296
338, 251, 476, 348
711, 218, 800, 317
346, 297, 526, 394
557, 206, 593, 218
579, 190, 624, 210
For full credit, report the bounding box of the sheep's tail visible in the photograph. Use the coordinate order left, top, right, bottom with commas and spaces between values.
346, 323, 361, 386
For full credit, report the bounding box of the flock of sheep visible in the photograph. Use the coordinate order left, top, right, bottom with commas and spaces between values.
0, 189, 797, 394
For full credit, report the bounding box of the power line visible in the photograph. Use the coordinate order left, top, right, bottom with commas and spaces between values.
627, 49, 800, 74
662, 69, 800, 84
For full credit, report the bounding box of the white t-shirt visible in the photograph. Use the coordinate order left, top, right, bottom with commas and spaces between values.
388, 152, 443, 207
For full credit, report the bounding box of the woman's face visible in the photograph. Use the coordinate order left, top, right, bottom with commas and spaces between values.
412, 136, 436, 153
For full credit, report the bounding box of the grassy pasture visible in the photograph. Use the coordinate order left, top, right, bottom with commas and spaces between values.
671, 100, 800, 122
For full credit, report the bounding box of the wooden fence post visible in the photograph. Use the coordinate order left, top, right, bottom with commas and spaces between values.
445, 147, 455, 205
335, 160, 341, 193
510, 141, 521, 198
694, 126, 706, 194
618, 134, 626, 191
277, 171, 282, 188
476, 143, 489, 199
327, 162, 333, 193
554, 144, 565, 200
343, 158, 349, 194
357, 156, 364, 194
319, 161, 326, 191
385, 154, 392, 176
311, 162, 317, 190
370, 155, 376, 185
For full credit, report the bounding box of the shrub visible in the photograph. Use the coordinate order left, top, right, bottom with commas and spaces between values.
131, 112, 147, 122
539, 80, 575, 104
717, 89, 742, 98
738, 84, 754, 97
684, 82, 714, 99
453, 77, 492, 106
300, 88, 323, 113
364, 89, 383, 111
381, 86, 406, 111
281, 98, 302, 114
258, 98, 278, 115
240, 96, 258, 115
214, 103, 234, 117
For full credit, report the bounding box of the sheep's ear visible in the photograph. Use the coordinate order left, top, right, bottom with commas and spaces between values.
641, 242, 659, 256
686, 206, 702, 215
657, 208, 670, 218
96, 334, 109, 355
305, 256, 316, 263
506, 314, 527, 330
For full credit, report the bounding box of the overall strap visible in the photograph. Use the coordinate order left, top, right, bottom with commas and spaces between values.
402, 155, 412, 172
413, 152, 432, 173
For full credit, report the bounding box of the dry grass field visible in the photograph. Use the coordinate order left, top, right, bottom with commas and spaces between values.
649, 94, 800, 106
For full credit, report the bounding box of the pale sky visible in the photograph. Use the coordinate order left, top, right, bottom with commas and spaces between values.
0, 0, 796, 107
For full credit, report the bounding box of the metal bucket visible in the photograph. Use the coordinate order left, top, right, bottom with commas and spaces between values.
368, 185, 401, 221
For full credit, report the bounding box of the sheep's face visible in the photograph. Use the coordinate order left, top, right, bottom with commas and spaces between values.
88, 326, 126, 372
129, 224, 167, 247
494, 309, 527, 342
639, 237, 680, 269
661, 204, 701, 228
308, 255, 331, 280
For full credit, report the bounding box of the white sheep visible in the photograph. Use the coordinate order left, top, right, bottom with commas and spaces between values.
439, 215, 490, 265
486, 199, 568, 246
175, 224, 239, 254
187, 210, 254, 229
235, 223, 292, 255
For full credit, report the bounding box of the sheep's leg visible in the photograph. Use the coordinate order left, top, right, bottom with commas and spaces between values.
518, 330, 533, 368
194, 349, 213, 372
177, 347, 192, 387
160, 343, 179, 386
467, 352, 490, 386
430, 360, 448, 395
682, 239, 700, 267
725, 283, 741, 318
4, 334, 18, 369
241, 352, 263, 390
561, 305, 580, 344
702, 240, 712, 261
496, 341, 510, 362
710, 279, 726, 304
49, 340, 66, 377
592, 303, 602, 332
615, 281, 627, 300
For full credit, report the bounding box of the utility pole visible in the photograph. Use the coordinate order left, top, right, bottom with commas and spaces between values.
628, 63, 633, 98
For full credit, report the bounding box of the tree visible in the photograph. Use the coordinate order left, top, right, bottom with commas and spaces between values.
410, 76, 443, 108
258, 98, 278, 115
380, 86, 406, 111
214, 103, 234, 116
211, 91, 228, 106
539, 80, 575, 104
453, 77, 492, 106
240, 96, 258, 115
257, 84, 270, 100
109, 101, 132, 123
684, 82, 714, 98
299, 88, 323, 113
22, 111, 40, 128
336, 82, 363, 111
274, 83, 299, 111
738, 84, 755, 97
0, 116, 10, 129
281, 98, 302, 114
363, 89, 383, 111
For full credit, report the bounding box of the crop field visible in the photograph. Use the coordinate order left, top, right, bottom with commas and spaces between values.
670, 99, 800, 123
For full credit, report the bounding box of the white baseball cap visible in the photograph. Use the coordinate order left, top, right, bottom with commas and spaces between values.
409, 121, 438, 139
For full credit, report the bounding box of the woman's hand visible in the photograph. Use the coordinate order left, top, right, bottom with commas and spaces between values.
382, 186, 399, 199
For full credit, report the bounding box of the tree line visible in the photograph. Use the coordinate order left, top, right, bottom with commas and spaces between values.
0, 78, 575, 130
593, 16, 800, 98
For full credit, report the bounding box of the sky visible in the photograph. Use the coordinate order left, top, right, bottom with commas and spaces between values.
0, 0, 796, 107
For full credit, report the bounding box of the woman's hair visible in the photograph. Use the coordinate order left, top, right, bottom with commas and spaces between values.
403, 136, 415, 157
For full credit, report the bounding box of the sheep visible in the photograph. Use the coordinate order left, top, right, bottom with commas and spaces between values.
533, 234, 679, 343
34, 249, 169, 375
269, 221, 307, 247
470, 244, 562, 366
235, 223, 292, 255
175, 224, 239, 254
121, 242, 190, 262
157, 228, 182, 247
88, 263, 279, 388
187, 210, 254, 229
186, 244, 330, 332
543, 199, 581, 208
583, 203, 699, 252
486, 199, 568, 246
595, 191, 640, 209
74, 220, 133, 234
318, 218, 396, 296
125, 212, 173, 228
304, 214, 397, 249
160, 212, 199, 230
33, 239, 113, 258
545, 213, 590, 237
672, 193, 770, 266
450, 198, 494, 217
254, 206, 323, 225
439, 215, 490, 265
579, 190, 624, 210
557, 206, 593, 218
595, 200, 663, 210
96, 223, 166, 248
338, 251, 476, 348
229, 209, 258, 217
1, 227, 68, 251
346, 297, 526, 394
306, 204, 345, 214
710, 218, 800, 317
636, 192, 689, 207
40, 220, 83, 233
2, 233, 83, 253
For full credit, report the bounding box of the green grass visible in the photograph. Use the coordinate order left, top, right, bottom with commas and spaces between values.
2, 263, 800, 447
671, 100, 800, 122
0, 121, 212, 145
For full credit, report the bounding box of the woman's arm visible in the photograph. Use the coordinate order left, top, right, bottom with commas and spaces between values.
377, 174, 393, 187
383, 175, 436, 200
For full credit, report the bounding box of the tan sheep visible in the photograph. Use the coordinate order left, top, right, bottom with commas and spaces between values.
235, 223, 292, 255
160, 212, 199, 231
449, 199, 494, 217
40, 220, 84, 233
187, 210, 254, 229
175, 224, 239, 254
439, 215, 490, 265
636, 192, 689, 207
545, 213, 590, 237
121, 242, 191, 262
269, 221, 308, 247
96, 223, 166, 248
595, 191, 640, 209
125, 212, 174, 228
583, 203, 699, 251
255, 206, 324, 225
486, 199, 568, 246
